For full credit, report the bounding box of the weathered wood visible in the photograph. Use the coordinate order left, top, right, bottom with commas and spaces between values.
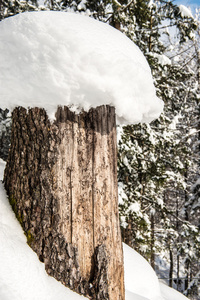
4, 105, 125, 300
92, 107, 124, 299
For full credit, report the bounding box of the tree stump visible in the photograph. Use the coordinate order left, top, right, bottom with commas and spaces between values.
4, 105, 125, 300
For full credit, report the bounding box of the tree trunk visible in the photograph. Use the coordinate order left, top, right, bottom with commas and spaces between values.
150, 214, 155, 269
4, 105, 125, 300
169, 248, 173, 288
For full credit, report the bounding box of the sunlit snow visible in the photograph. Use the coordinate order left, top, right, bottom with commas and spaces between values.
0, 11, 163, 124
179, 5, 193, 19
150, 53, 171, 66
160, 282, 190, 300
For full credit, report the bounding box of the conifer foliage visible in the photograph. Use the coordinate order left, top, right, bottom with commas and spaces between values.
116, 2, 200, 298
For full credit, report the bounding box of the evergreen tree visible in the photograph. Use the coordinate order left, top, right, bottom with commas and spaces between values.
0, 0, 39, 20
116, 2, 199, 298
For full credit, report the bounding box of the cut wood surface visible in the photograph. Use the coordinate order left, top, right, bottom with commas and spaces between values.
4, 105, 125, 300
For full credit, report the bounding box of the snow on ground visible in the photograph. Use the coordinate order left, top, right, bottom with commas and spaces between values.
0, 161, 190, 300
160, 282, 190, 300
123, 243, 163, 300
0, 11, 163, 124
125, 290, 149, 300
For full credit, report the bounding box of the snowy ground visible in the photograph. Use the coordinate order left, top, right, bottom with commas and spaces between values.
0, 159, 189, 300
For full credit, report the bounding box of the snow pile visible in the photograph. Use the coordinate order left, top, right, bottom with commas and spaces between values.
160, 282, 190, 300
124, 243, 163, 300
179, 5, 193, 19
0, 11, 163, 124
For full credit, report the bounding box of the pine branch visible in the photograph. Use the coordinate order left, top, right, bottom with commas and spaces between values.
169, 43, 195, 59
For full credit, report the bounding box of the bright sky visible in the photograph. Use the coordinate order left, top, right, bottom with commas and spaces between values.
175, 0, 199, 5
174, 0, 200, 12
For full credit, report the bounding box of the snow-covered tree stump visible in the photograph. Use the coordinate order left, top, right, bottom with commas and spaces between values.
4, 105, 125, 300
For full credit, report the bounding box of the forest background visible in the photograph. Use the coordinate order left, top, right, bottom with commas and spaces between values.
0, 0, 199, 299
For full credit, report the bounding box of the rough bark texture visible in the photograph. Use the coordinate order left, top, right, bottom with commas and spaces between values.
4, 105, 124, 300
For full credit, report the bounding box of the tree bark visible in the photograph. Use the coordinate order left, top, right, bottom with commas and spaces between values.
150, 214, 155, 269
4, 105, 124, 300
169, 248, 173, 288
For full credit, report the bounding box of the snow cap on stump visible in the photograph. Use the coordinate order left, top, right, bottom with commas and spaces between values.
0, 11, 163, 124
